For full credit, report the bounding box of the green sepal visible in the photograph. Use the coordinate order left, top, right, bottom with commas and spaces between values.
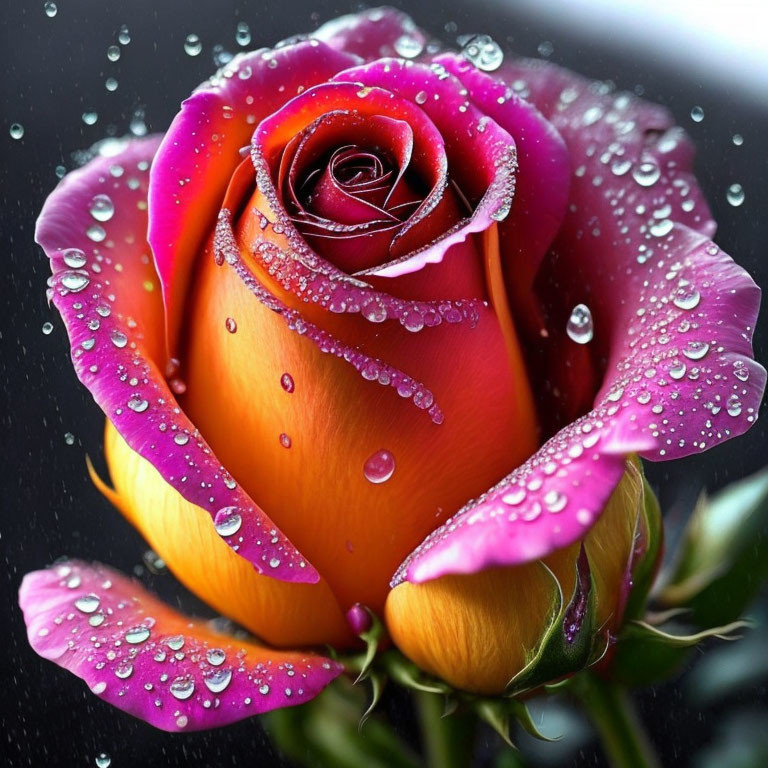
504, 546, 603, 697
381, 649, 453, 695
623, 463, 664, 622
345, 608, 386, 683
657, 468, 768, 627
360, 670, 387, 729
612, 617, 749, 686
475, 700, 516, 748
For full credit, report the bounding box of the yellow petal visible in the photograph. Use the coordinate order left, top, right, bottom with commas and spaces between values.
100, 419, 353, 649
384, 462, 644, 694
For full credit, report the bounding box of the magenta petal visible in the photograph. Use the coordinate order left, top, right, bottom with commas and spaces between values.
313, 6, 430, 61
148, 40, 358, 355
36, 139, 318, 583
393, 65, 765, 585
19, 561, 342, 732
332, 58, 517, 277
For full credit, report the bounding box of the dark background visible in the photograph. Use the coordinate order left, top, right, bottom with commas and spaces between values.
1, 1, 766, 766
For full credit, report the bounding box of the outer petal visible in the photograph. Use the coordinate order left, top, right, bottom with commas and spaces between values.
19, 561, 342, 732
148, 40, 359, 355
394, 65, 765, 585
313, 6, 431, 62
101, 421, 353, 649
36, 138, 317, 583
385, 461, 643, 694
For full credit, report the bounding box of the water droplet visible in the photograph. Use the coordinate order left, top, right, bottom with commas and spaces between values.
44, 2, 57, 18
682, 341, 710, 360
89, 612, 105, 627
727, 394, 742, 417
537, 40, 554, 57
61, 272, 90, 292
225, 316, 237, 333
502, 487, 526, 505
74, 593, 100, 613
170, 676, 195, 700
42, 321, 54, 335
89, 194, 115, 222
394, 34, 423, 58
363, 449, 395, 484
215, 508, 242, 537
9, 123, 24, 140
726, 183, 745, 207
235, 21, 251, 46
95, 753, 111, 768
125, 625, 151, 644
733, 361, 750, 381
690, 105, 705, 123
567, 304, 594, 344
673, 288, 701, 311
280, 373, 294, 393
184, 34, 202, 56
279, 433, 292, 449
204, 668, 232, 693
55, 164, 66, 178
166, 635, 185, 651
669, 361, 687, 380
544, 489, 568, 513
649, 219, 674, 238
82, 111, 99, 126
118, 25, 131, 45
107, 45, 121, 62
115, 660, 133, 679
110, 329, 128, 348
462, 34, 503, 71
632, 160, 661, 187
64, 431, 75, 445
732, 133, 744, 146
130, 109, 147, 137
127, 395, 149, 413
86, 224, 106, 242
206, 648, 226, 666
414, 90, 428, 105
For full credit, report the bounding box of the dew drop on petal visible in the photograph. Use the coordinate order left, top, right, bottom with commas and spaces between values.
206, 648, 226, 666
225, 316, 237, 333
279, 433, 292, 449
461, 34, 503, 71
280, 373, 294, 393
62, 248, 87, 268
567, 304, 594, 344
363, 449, 395, 484
214, 507, 242, 536
394, 34, 424, 58
170, 676, 195, 700
124, 625, 150, 644
632, 160, 661, 187
204, 668, 232, 693
89, 194, 115, 222
74, 593, 100, 613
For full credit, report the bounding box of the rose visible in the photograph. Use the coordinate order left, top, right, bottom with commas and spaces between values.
20, 8, 764, 731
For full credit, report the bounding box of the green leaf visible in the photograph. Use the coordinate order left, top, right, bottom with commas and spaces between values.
658, 468, 768, 627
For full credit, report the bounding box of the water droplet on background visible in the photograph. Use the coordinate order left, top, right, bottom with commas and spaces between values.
64, 432, 75, 445
732, 133, 744, 146
185, 33, 202, 56
82, 111, 99, 126
461, 34, 504, 71
118, 24, 131, 45
690, 105, 705, 122
235, 21, 251, 46
9, 123, 24, 140
105, 77, 118, 92
42, 321, 53, 335
95, 754, 111, 768
106, 45, 120, 62
726, 183, 745, 207
567, 304, 594, 344
43, 1, 57, 18
363, 449, 396, 484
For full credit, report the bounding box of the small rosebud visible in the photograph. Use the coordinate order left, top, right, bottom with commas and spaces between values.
346, 603, 373, 636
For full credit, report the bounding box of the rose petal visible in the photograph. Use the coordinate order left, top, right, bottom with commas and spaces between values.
331, 59, 517, 277
393, 67, 765, 585
148, 40, 358, 356
36, 138, 318, 584
313, 6, 430, 62
19, 561, 342, 731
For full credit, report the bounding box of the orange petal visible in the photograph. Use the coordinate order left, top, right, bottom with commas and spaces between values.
101, 419, 353, 649
384, 462, 643, 694
178, 209, 538, 615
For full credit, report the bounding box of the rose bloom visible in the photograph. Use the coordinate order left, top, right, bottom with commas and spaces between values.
20, 8, 764, 731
